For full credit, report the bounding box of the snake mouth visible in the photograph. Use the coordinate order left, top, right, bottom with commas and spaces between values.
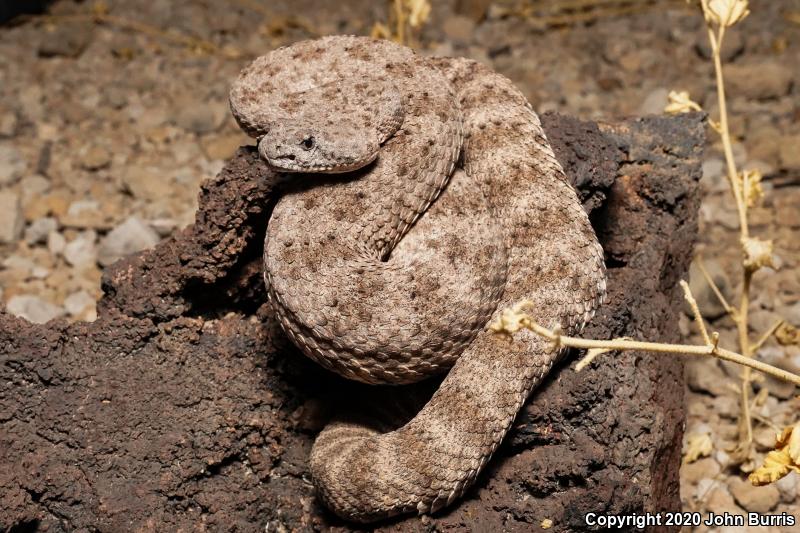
265, 151, 380, 174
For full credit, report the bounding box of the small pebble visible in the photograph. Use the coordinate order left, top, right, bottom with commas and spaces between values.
62, 200, 104, 229
685, 258, 732, 320
80, 145, 112, 171
97, 216, 160, 266
729, 477, 780, 513
24, 217, 58, 245
778, 134, 800, 169
3, 254, 36, 274
63, 230, 98, 267
121, 166, 173, 201
38, 20, 94, 58
442, 15, 476, 45
775, 473, 797, 502
6, 295, 64, 324
64, 290, 95, 317
173, 98, 224, 134
200, 133, 249, 161
725, 61, 794, 100
47, 231, 66, 256
638, 87, 669, 116
19, 174, 51, 202
0, 144, 27, 185
0, 107, 19, 137
694, 478, 718, 501
0, 191, 23, 244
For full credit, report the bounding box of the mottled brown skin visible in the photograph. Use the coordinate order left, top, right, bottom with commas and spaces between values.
229, 36, 606, 523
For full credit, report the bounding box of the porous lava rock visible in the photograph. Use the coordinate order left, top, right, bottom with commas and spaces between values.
1, 112, 704, 532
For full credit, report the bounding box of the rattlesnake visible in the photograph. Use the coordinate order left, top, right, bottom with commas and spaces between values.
229, 35, 606, 523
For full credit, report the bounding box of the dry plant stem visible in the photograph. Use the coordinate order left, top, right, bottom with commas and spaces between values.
393, 0, 406, 45
751, 320, 785, 354
739, 271, 754, 447
750, 412, 781, 433
705, 14, 756, 452
524, 322, 800, 388
708, 25, 748, 234
696, 258, 736, 317
681, 280, 711, 345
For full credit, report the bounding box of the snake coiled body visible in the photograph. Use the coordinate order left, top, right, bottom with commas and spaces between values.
230, 36, 606, 523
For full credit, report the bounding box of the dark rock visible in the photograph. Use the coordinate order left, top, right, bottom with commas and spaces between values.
540, 112, 618, 213
0, 113, 704, 532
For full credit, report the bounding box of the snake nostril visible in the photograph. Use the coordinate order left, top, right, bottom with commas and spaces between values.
301, 136, 315, 150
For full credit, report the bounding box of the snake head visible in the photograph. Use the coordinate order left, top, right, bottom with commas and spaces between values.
237, 76, 404, 174
259, 119, 381, 173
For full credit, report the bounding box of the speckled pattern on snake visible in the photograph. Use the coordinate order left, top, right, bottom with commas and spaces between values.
229, 35, 606, 523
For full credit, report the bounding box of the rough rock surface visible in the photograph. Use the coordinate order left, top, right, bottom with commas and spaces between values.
0, 112, 704, 532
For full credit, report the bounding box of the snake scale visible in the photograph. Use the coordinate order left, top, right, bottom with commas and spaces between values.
229, 36, 606, 523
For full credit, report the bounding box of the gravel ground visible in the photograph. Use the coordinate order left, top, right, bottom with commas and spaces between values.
0, 0, 798, 530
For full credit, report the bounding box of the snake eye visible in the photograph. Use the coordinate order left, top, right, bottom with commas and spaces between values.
300, 136, 315, 150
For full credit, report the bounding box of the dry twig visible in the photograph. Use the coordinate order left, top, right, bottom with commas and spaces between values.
666, 0, 795, 473
489, 297, 800, 388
